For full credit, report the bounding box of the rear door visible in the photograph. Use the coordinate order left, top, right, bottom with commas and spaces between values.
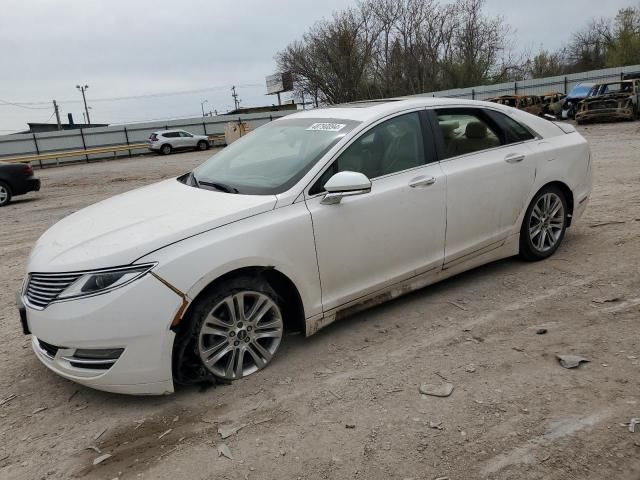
163, 131, 180, 147
429, 107, 537, 265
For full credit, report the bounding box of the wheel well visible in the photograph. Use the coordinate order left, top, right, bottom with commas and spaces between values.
0, 178, 13, 191
178, 266, 305, 333
545, 181, 574, 226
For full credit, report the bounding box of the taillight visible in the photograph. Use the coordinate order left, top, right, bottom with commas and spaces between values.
23, 164, 33, 176
150, 134, 158, 141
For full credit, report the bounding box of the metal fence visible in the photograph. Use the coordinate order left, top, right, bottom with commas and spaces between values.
414, 64, 640, 100
3, 64, 639, 167
0, 111, 290, 166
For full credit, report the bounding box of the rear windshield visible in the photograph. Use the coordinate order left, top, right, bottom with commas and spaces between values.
193, 117, 360, 195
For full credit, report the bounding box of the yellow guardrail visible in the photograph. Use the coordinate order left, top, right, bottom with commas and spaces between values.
0, 133, 227, 166
1, 143, 149, 165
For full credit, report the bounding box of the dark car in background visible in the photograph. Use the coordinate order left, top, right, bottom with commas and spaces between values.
561, 83, 595, 119
0, 163, 40, 206
575, 79, 640, 124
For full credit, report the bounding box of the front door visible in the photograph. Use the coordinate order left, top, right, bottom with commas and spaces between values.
178, 131, 194, 148
305, 111, 447, 312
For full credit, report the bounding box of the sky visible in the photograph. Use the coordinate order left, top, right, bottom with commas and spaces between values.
0, 0, 634, 134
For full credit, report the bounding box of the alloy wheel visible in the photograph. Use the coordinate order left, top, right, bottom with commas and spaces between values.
0, 185, 8, 205
528, 192, 565, 252
198, 291, 283, 380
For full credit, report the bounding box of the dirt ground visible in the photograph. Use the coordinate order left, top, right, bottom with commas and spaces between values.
1, 122, 639, 480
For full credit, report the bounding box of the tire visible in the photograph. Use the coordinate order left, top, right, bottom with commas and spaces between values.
197, 140, 209, 151
160, 144, 172, 155
519, 185, 568, 261
0, 181, 12, 207
173, 275, 284, 385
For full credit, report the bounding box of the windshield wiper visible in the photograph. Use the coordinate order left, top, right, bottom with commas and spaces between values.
198, 180, 239, 194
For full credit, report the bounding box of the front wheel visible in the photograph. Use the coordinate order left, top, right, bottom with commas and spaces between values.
197, 140, 209, 151
0, 181, 12, 207
174, 276, 284, 384
519, 186, 568, 261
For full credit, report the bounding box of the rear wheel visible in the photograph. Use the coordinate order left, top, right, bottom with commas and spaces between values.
519, 186, 568, 261
160, 144, 172, 155
0, 181, 12, 207
197, 140, 209, 151
174, 276, 284, 384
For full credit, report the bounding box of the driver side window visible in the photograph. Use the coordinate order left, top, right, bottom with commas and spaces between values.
310, 112, 426, 194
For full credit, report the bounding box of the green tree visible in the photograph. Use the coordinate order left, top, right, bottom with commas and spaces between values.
606, 7, 640, 66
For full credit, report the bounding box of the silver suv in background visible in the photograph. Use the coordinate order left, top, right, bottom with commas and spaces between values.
148, 130, 210, 155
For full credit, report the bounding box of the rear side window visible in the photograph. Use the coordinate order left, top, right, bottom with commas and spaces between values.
164, 132, 179, 138
488, 111, 536, 144
433, 109, 502, 158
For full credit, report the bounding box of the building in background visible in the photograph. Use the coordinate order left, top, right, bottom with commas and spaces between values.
17, 122, 109, 134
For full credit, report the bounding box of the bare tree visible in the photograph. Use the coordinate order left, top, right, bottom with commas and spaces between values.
566, 19, 610, 72
277, 0, 512, 103
277, 8, 379, 104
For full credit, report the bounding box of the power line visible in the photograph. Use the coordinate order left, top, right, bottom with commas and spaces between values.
0, 83, 265, 107
0, 99, 51, 110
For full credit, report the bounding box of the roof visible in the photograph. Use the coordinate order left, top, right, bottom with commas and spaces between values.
17, 122, 108, 134
284, 97, 503, 123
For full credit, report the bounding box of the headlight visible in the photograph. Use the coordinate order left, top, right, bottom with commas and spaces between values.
57, 263, 156, 300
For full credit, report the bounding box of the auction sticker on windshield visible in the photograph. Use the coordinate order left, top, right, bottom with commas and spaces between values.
306, 123, 347, 132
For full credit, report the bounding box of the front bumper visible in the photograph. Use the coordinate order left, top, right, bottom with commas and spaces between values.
23, 272, 182, 395
575, 108, 634, 122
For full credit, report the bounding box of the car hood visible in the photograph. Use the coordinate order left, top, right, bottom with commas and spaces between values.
582, 92, 632, 103
27, 178, 277, 272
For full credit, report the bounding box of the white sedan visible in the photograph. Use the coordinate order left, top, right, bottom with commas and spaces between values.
18, 98, 592, 395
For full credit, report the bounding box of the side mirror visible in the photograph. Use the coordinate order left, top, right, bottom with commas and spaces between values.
321, 171, 371, 205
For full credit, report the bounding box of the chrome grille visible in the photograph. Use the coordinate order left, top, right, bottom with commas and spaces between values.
25, 273, 83, 309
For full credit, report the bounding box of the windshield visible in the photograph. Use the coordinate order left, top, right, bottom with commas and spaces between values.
192, 118, 360, 195
590, 82, 633, 96
568, 84, 593, 98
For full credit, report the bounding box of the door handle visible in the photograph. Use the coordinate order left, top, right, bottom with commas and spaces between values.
409, 176, 436, 188
505, 153, 525, 164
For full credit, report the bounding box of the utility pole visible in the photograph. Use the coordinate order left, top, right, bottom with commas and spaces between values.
52, 100, 62, 130
201, 99, 208, 117
76, 84, 91, 124
231, 86, 240, 111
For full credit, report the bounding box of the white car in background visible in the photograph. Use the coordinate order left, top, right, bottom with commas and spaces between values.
148, 129, 210, 155
18, 98, 592, 395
